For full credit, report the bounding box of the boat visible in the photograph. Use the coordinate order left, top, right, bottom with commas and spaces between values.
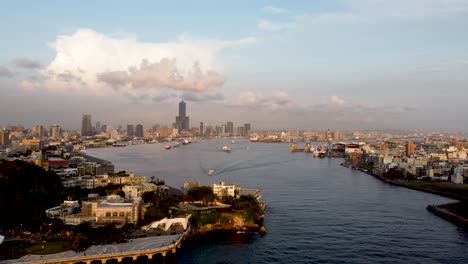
313, 150, 319, 157
207, 169, 215, 176
290, 143, 297, 153
182, 139, 190, 145
223, 146, 231, 152
231, 140, 235, 144
113, 143, 127, 147
173, 142, 180, 147
165, 145, 171, 150
304, 143, 311, 153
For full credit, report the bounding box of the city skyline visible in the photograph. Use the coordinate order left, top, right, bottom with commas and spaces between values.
1, 1, 468, 131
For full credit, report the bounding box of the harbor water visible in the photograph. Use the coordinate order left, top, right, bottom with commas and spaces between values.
87, 139, 468, 264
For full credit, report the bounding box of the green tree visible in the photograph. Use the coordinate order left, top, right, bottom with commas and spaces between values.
187, 186, 213, 201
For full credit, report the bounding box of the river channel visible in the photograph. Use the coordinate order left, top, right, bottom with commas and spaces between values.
87, 139, 468, 264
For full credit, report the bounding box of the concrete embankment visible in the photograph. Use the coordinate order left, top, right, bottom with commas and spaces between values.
427, 204, 468, 227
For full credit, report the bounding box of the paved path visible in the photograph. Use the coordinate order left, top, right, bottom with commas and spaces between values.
0, 234, 181, 263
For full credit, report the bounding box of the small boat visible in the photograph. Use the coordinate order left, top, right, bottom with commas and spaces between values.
231, 140, 235, 144
304, 143, 311, 153
165, 145, 171, 150
173, 142, 180, 147
290, 143, 297, 153
223, 146, 231, 152
207, 169, 215, 176
182, 139, 190, 145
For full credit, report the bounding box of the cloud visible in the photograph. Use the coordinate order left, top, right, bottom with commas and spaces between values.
181, 92, 224, 102
330, 95, 345, 106
225, 91, 292, 110
26, 29, 254, 97
97, 58, 225, 92
257, 0, 468, 32
19, 81, 37, 92
257, 20, 294, 31
12, 58, 42, 69
0, 66, 13, 78
263, 6, 290, 14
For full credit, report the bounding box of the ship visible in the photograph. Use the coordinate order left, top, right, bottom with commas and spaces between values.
165, 144, 171, 150
290, 143, 297, 153
223, 146, 231, 152
207, 169, 215, 176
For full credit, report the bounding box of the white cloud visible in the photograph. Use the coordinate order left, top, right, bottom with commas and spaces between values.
257, 19, 294, 31
330, 95, 345, 106
263, 5, 290, 14
28, 29, 255, 97
225, 91, 292, 110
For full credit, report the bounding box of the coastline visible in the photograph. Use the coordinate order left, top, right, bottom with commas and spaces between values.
343, 163, 468, 228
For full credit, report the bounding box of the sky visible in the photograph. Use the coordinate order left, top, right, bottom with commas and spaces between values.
1, 0, 468, 131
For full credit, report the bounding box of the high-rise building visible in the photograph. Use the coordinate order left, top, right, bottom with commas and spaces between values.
380, 142, 388, 157
32, 125, 44, 138
244, 123, 251, 136
175, 101, 189, 131
199, 122, 206, 137
135, 124, 143, 138
226, 121, 234, 135
0, 129, 11, 147
50, 124, 61, 139
406, 141, 416, 157
81, 115, 92, 136
127, 124, 134, 137
96, 121, 101, 133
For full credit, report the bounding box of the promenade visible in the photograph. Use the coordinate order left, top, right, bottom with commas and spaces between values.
0, 231, 187, 264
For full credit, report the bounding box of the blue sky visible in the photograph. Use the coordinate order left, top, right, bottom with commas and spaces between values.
1, 1, 468, 131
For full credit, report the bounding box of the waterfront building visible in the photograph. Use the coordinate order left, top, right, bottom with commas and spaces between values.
226, 121, 234, 135
127, 124, 134, 137
212, 182, 239, 197
123, 182, 157, 199
175, 101, 190, 131
135, 124, 143, 138
73, 195, 143, 226
244, 123, 251, 136
81, 114, 93, 136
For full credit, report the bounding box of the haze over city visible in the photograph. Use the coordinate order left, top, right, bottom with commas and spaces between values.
1, 0, 468, 130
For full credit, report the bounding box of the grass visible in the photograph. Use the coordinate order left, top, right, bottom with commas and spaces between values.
400, 181, 468, 199
0, 240, 73, 260
26, 241, 73, 255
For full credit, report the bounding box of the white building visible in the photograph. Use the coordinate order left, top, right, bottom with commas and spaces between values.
122, 182, 157, 199
212, 182, 239, 197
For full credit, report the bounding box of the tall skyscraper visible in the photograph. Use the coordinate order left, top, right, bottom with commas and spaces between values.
175, 101, 189, 131
127, 124, 134, 137
200, 122, 206, 137
32, 125, 44, 138
81, 115, 92, 136
0, 129, 11, 147
244, 123, 251, 136
406, 141, 415, 157
50, 124, 61, 139
226, 121, 234, 135
135, 124, 143, 138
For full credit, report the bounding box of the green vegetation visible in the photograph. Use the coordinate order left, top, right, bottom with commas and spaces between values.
400, 181, 468, 199
0, 240, 30, 260
187, 186, 213, 201
189, 211, 222, 228
0, 160, 65, 227
26, 241, 73, 255
142, 194, 183, 225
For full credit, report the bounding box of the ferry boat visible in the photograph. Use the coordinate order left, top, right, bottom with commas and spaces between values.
165, 144, 171, 150
223, 146, 231, 152
207, 169, 215, 176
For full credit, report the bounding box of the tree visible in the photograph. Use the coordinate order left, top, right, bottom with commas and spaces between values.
187, 186, 213, 201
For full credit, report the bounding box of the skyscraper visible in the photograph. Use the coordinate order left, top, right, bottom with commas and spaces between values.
175, 101, 189, 131
406, 141, 415, 157
200, 122, 206, 137
0, 129, 11, 147
127, 124, 134, 137
32, 125, 44, 138
244, 123, 251, 136
81, 115, 92, 136
50, 124, 61, 139
226, 121, 234, 135
135, 124, 143, 138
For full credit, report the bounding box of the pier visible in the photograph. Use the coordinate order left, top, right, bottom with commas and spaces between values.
0, 228, 189, 264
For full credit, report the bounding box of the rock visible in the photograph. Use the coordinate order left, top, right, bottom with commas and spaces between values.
258, 226, 266, 236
